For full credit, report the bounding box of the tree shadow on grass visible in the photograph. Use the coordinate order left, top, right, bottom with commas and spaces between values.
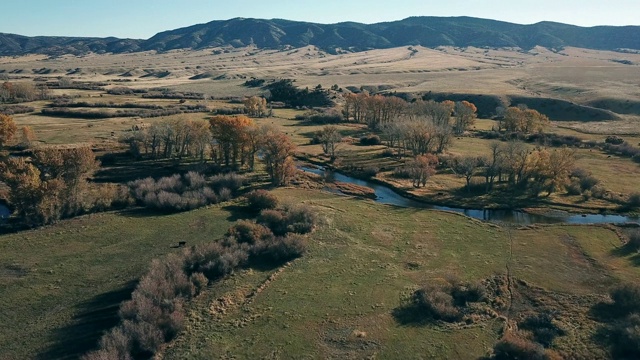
38, 280, 137, 360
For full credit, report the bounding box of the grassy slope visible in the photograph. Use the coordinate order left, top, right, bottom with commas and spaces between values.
0, 205, 240, 359
162, 189, 636, 359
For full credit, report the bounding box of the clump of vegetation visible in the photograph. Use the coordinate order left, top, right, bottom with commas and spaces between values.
296, 109, 343, 124
594, 283, 640, 358
519, 313, 567, 347
0, 104, 34, 115
628, 193, 640, 208
394, 278, 488, 324
257, 204, 319, 236
84, 204, 319, 360
129, 172, 232, 212
209, 173, 245, 194
266, 79, 333, 108
359, 134, 382, 146
491, 332, 549, 360
0, 145, 104, 226
245, 190, 279, 212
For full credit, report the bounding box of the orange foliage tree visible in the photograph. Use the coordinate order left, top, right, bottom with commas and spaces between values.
0, 114, 17, 149
260, 128, 297, 186
453, 101, 477, 135
209, 115, 255, 168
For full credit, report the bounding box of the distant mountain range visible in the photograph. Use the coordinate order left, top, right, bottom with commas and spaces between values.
1, 16, 640, 56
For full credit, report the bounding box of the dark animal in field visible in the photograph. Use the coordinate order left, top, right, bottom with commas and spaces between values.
178, 241, 186, 247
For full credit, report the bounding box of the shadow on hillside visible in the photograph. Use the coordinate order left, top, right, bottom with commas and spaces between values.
610, 245, 640, 266
38, 281, 137, 360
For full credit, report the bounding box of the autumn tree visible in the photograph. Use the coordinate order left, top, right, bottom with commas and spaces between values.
502, 106, 549, 133
527, 147, 576, 195
243, 96, 268, 117
34, 145, 100, 215
0, 114, 17, 149
260, 129, 297, 186
209, 115, 254, 168
453, 101, 477, 135
20, 126, 37, 148
317, 125, 342, 158
408, 154, 438, 188
1, 145, 98, 225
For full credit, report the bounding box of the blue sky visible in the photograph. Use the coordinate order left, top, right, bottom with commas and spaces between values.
1, 0, 638, 38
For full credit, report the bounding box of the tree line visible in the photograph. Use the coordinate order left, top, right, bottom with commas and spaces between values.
122, 115, 296, 186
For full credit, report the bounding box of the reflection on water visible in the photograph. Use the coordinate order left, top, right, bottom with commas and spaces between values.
301, 166, 638, 226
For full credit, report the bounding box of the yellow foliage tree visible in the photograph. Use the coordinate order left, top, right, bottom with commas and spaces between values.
0, 114, 17, 148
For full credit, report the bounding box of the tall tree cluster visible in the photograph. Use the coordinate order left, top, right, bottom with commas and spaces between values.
0, 145, 99, 225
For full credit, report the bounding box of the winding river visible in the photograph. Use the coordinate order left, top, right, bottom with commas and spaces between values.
300, 166, 639, 226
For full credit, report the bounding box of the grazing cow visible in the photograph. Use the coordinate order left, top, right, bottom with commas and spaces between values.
178, 241, 186, 247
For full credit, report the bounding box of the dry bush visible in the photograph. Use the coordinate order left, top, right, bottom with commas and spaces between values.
492, 332, 547, 360
360, 134, 382, 146
412, 284, 461, 322
245, 190, 279, 212
210, 173, 245, 194
610, 283, 640, 313
129, 172, 226, 212
189, 272, 208, 295
226, 220, 275, 245
251, 233, 308, 263
257, 204, 318, 236
519, 313, 566, 347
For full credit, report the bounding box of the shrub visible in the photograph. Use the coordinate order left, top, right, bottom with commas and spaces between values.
217, 188, 232, 202
451, 281, 486, 306
129, 172, 228, 212
210, 173, 245, 194
257, 205, 318, 236
610, 283, 640, 313
492, 333, 547, 360
606, 135, 625, 145
189, 272, 208, 295
252, 233, 308, 264
520, 313, 566, 347
361, 166, 379, 178
381, 148, 394, 157
245, 190, 279, 211
579, 176, 600, 192
226, 220, 275, 245
628, 193, 640, 208
565, 181, 582, 195
412, 284, 461, 322
282, 204, 318, 235
360, 134, 382, 146
628, 230, 640, 251
392, 166, 412, 179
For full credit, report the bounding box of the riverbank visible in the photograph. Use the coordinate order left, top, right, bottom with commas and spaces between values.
298, 161, 639, 226
296, 153, 637, 218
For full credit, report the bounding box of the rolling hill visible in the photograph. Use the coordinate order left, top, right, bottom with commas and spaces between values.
1, 16, 640, 56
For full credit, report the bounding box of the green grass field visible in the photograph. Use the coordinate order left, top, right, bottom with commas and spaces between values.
0, 204, 244, 359
157, 189, 634, 359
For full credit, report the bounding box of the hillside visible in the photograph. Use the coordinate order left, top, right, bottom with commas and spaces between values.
1, 16, 640, 56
